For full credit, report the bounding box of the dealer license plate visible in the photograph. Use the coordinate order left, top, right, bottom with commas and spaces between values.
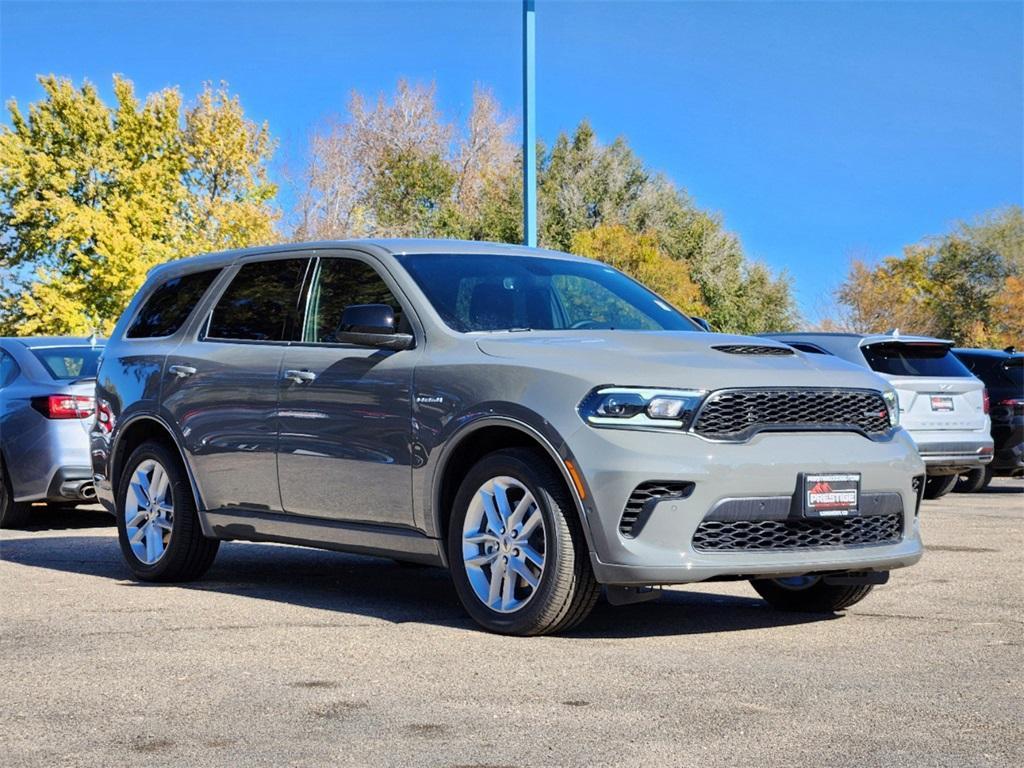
803, 473, 861, 518
930, 395, 954, 412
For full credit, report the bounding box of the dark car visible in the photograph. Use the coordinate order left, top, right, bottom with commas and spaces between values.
952, 348, 1023, 489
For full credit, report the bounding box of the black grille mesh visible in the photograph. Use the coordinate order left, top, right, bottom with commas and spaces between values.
712, 344, 794, 356
620, 482, 693, 537
693, 389, 891, 440
692, 514, 903, 551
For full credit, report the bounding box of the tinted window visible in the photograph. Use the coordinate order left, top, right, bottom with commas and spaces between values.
1004, 358, 1023, 389
862, 343, 972, 378
30, 346, 103, 380
127, 269, 221, 339
304, 258, 406, 343
0, 350, 20, 387
398, 253, 698, 333
207, 258, 308, 342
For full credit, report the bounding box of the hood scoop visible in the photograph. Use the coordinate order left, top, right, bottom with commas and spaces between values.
712, 344, 794, 356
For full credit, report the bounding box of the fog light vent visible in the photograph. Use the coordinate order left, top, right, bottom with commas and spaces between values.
620, 481, 694, 538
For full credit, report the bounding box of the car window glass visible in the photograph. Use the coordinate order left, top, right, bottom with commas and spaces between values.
552, 275, 658, 330
207, 258, 308, 342
0, 350, 20, 387
862, 343, 972, 377
398, 253, 697, 333
30, 346, 102, 380
127, 269, 221, 338
304, 258, 405, 343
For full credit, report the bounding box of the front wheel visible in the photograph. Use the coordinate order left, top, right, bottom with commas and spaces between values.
751, 575, 874, 612
447, 448, 599, 635
116, 442, 219, 582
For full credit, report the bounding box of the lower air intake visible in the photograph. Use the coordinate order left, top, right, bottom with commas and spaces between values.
692, 514, 903, 551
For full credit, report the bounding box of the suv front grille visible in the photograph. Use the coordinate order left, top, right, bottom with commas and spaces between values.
620, 482, 694, 538
692, 388, 891, 441
712, 344, 794, 356
692, 514, 903, 551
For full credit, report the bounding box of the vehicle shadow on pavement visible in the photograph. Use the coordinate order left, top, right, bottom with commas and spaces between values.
15, 504, 113, 531
0, 533, 835, 637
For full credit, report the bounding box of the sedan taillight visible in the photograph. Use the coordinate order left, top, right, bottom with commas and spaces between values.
983, 388, 990, 414
999, 398, 1024, 416
31, 395, 96, 419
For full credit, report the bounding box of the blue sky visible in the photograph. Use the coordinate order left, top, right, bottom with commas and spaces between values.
2, 0, 1021, 319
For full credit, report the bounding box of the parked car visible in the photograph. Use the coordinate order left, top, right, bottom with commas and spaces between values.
93, 241, 924, 635
951, 347, 1023, 490
761, 332, 992, 500
0, 336, 104, 527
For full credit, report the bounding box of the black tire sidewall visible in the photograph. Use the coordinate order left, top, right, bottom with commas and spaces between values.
116, 442, 195, 580
447, 451, 571, 635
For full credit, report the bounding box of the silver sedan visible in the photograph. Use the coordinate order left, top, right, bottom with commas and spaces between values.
0, 337, 104, 527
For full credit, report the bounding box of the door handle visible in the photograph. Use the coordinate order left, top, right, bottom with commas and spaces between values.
168, 364, 197, 379
283, 369, 317, 384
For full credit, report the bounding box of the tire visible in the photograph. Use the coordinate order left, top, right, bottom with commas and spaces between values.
116, 441, 219, 582
923, 474, 958, 500
955, 468, 988, 494
447, 448, 599, 636
0, 459, 32, 529
750, 575, 874, 613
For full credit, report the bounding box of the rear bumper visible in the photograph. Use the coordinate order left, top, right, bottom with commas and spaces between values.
911, 431, 994, 475
6, 419, 94, 502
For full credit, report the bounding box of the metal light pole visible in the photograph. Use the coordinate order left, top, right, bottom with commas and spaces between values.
522, 0, 537, 247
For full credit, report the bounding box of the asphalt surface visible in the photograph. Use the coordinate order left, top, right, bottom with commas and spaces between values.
1, 480, 1021, 768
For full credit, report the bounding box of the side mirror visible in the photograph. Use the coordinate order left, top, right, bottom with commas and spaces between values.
692, 316, 713, 332
334, 304, 414, 351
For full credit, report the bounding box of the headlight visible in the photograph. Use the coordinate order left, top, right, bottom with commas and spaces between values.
579, 387, 706, 430
882, 389, 900, 427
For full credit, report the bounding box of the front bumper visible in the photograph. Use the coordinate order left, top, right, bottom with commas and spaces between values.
566, 426, 925, 586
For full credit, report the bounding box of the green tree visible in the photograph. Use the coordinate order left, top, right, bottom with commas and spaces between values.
0, 76, 277, 335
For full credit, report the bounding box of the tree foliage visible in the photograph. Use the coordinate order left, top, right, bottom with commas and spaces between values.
0, 76, 278, 335
832, 206, 1023, 348
296, 88, 798, 333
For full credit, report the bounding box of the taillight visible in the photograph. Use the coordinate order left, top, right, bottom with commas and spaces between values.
982, 388, 990, 414
31, 395, 96, 419
96, 399, 114, 433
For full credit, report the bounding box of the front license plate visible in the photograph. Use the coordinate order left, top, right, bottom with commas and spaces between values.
930, 395, 954, 412
803, 473, 860, 517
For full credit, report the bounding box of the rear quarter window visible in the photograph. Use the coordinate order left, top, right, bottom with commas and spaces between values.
0, 349, 20, 387
127, 269, 221, 339
30, 346, 103, 380
862, 343, 972, 378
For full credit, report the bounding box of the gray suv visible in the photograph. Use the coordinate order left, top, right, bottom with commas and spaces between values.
92, 241, 925, 635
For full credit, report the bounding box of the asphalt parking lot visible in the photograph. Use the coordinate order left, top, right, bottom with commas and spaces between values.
1, 480, 1021, 768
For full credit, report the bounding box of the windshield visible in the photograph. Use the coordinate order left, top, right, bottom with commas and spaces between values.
30, 346, 103, 380
397, 253, 699, 333
861, 342, 972, 378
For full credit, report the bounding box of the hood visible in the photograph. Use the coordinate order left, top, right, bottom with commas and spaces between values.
476, 331, 890, 392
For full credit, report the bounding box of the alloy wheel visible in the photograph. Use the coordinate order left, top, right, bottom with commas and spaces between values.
124, 459, 174, 565
461, 476, 546, 613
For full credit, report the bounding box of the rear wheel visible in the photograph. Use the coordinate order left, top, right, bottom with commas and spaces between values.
923, 474, 958, 499
0, 460, 32, 529
447, 448, 599, 635
751, 575, 874, 612
116, 442, 219, 582
955, 466, 992, 493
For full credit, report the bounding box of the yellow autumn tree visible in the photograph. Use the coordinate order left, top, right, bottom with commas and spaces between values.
571, 224, 705, 316
0, 76, 278, 335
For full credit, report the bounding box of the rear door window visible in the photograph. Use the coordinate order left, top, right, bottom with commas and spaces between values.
862, 343, 972, 377
207, 258, 309, 342
127, 269, 221, 339
30, 346, 103, 380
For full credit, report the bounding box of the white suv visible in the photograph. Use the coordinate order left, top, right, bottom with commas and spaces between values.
764, 332, 993, 499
